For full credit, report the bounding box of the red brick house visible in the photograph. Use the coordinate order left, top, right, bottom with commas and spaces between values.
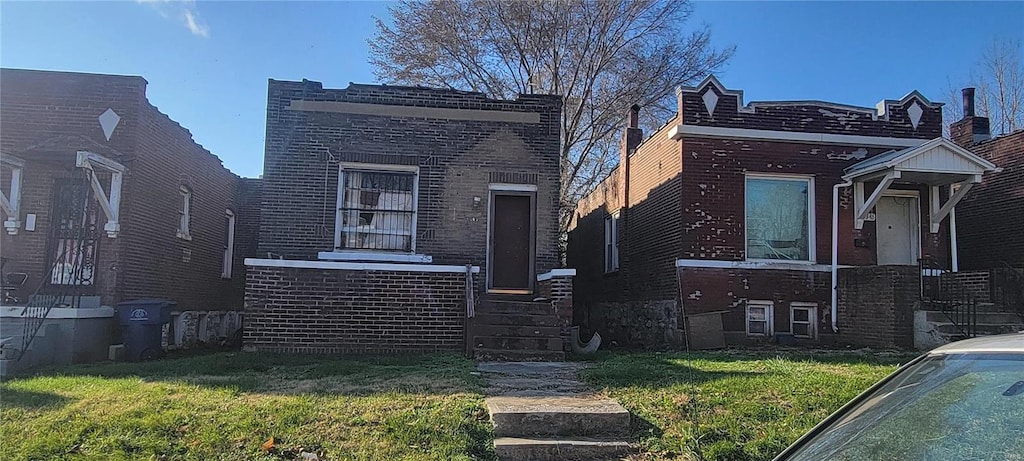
244, 79, 573, 359
0, 69, 253, 372
568, 76, 1013, 350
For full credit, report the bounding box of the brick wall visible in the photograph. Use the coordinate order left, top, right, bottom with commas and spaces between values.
0, 68, 244, 312
260, 80, 562, 291
678, 267, 832, 343
538, 273, 574, 349
836, 265, 919, 348
953, 130, 1024, 270
943, 270, 991, 303
243, 263, 471, 353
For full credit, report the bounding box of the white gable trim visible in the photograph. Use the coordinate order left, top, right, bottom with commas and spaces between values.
667, 124, 925, 148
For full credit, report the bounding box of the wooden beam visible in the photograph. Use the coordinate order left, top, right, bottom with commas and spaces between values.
855, 171, 898, 229
931, 182, 975, 233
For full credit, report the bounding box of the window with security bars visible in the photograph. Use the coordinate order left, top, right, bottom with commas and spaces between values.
337, 169, 416, 251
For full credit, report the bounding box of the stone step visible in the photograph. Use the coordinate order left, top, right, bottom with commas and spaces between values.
474, 348, 566, 362
493, 437, 633, 461
470, 324, 562, 338
480, 300, 554, 315
474, 313, 561, 327
924, 310, 1023, 325
487, 396, 631, 437
934, 323, 1023, 335
474, 336, 562, 351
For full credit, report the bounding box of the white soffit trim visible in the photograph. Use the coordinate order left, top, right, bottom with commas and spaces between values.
675, 259, 841, 272
537, 268, 577, 281
246, 258, 480, 273
667, 124, 925, 148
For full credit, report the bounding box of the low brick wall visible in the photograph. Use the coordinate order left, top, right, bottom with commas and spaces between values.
837, 265, 919, 349
538, 271, 574, 350
243, 261, 476, 354
943, 270, 990, 303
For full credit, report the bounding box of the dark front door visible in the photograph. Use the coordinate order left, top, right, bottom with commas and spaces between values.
489, 193, 534, 293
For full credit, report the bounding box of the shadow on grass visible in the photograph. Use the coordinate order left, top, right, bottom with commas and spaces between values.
16, 352, 485, 397
581, 355, 763, 390
0, 387, 70, 409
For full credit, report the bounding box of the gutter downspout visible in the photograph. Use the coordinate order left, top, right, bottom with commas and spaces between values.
832, 180, 853, 333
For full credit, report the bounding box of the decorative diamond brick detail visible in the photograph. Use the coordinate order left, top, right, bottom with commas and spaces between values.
702, 90, 719, 116
98, 108, 121, 141
907, 102, 923, 130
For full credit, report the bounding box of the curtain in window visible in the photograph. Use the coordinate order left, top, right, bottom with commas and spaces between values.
340, 170, 415, 251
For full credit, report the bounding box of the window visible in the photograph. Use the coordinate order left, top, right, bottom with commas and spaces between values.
177, 185, 191, 240
790, 303, 817, 339
746, 301, 774, 336
745, 175, 814, 261
604, 210, 620, 273
336, 167, 417, 252
222, 209, 235, 278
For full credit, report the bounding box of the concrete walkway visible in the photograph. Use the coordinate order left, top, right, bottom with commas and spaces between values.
477, 362, 634, 460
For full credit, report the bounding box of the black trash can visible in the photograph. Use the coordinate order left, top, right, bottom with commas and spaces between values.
117, 299, 175, 361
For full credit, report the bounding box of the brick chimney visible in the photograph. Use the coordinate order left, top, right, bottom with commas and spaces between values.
619, 105, 643, 210
950, 88, 990, 147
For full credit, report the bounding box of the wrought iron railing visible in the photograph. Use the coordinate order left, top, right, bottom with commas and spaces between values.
991, 262, 1024, 322
919, 257, 978, 338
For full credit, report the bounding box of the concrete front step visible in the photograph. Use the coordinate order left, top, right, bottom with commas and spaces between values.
471, 324, 562, 338
487, 395, 631, 437
475, 349, 565, 362
493, 437, 633, 461
474, 336, 562, 351
474, 313, 561, 327
480, 300, 555, 315
934, 323, 1023, 335
924, 310, 1022, 324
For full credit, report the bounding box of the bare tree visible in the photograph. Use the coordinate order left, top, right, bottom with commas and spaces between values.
369, 0, 733, 238
943, 38, 1024, 136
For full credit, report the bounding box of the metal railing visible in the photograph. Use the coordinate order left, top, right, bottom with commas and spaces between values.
991, 262, 1024, 322
919, 257, 978, 338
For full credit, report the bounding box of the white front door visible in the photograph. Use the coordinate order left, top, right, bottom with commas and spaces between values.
876, 194, 920, 265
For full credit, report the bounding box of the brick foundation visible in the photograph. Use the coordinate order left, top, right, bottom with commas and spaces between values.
243, 261, 475, 353
836, 265, 919, 349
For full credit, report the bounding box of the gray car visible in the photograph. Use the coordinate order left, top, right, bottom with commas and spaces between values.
774, 333, 1024, 461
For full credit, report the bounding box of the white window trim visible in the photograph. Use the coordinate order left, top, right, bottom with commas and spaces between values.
222, 209, 235, 278
604, 210, 620, 273
333, 162, 419, 253
0, 156, 24, 235
746, 300, 774, 337
177, 185, 192, 240
789, 302, 818, 339
744, 173, 816, 263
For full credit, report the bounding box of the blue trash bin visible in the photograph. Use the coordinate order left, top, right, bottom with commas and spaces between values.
117, 299, 174, 361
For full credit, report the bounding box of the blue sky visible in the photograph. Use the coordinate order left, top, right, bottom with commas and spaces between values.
2, 1, 1021, 179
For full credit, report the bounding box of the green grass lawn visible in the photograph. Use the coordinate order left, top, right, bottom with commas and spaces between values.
1, 349, 915, 461
579, 350, 917, 461
0, 353, 494, 461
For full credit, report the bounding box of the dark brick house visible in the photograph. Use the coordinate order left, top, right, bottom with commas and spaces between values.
568, 76, 1007, 350
0, 69, 253, 370
244, 79, 573, 359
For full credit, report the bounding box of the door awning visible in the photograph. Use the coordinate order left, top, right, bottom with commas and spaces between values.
842, 137, 1000, 232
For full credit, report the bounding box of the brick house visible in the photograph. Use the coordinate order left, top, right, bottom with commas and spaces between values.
568, 76, 1009, 350
244, 79, 573, 359
0, 69, 253, 370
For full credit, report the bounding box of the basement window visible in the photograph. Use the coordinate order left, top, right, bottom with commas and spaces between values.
790, 303, 817, 339
222, 209, 235, 278
177, 185, 192, 240
336, 165, 418, 252
745, 175, 814, 261
604, 210, 620, 273
746, 300, 774, 336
